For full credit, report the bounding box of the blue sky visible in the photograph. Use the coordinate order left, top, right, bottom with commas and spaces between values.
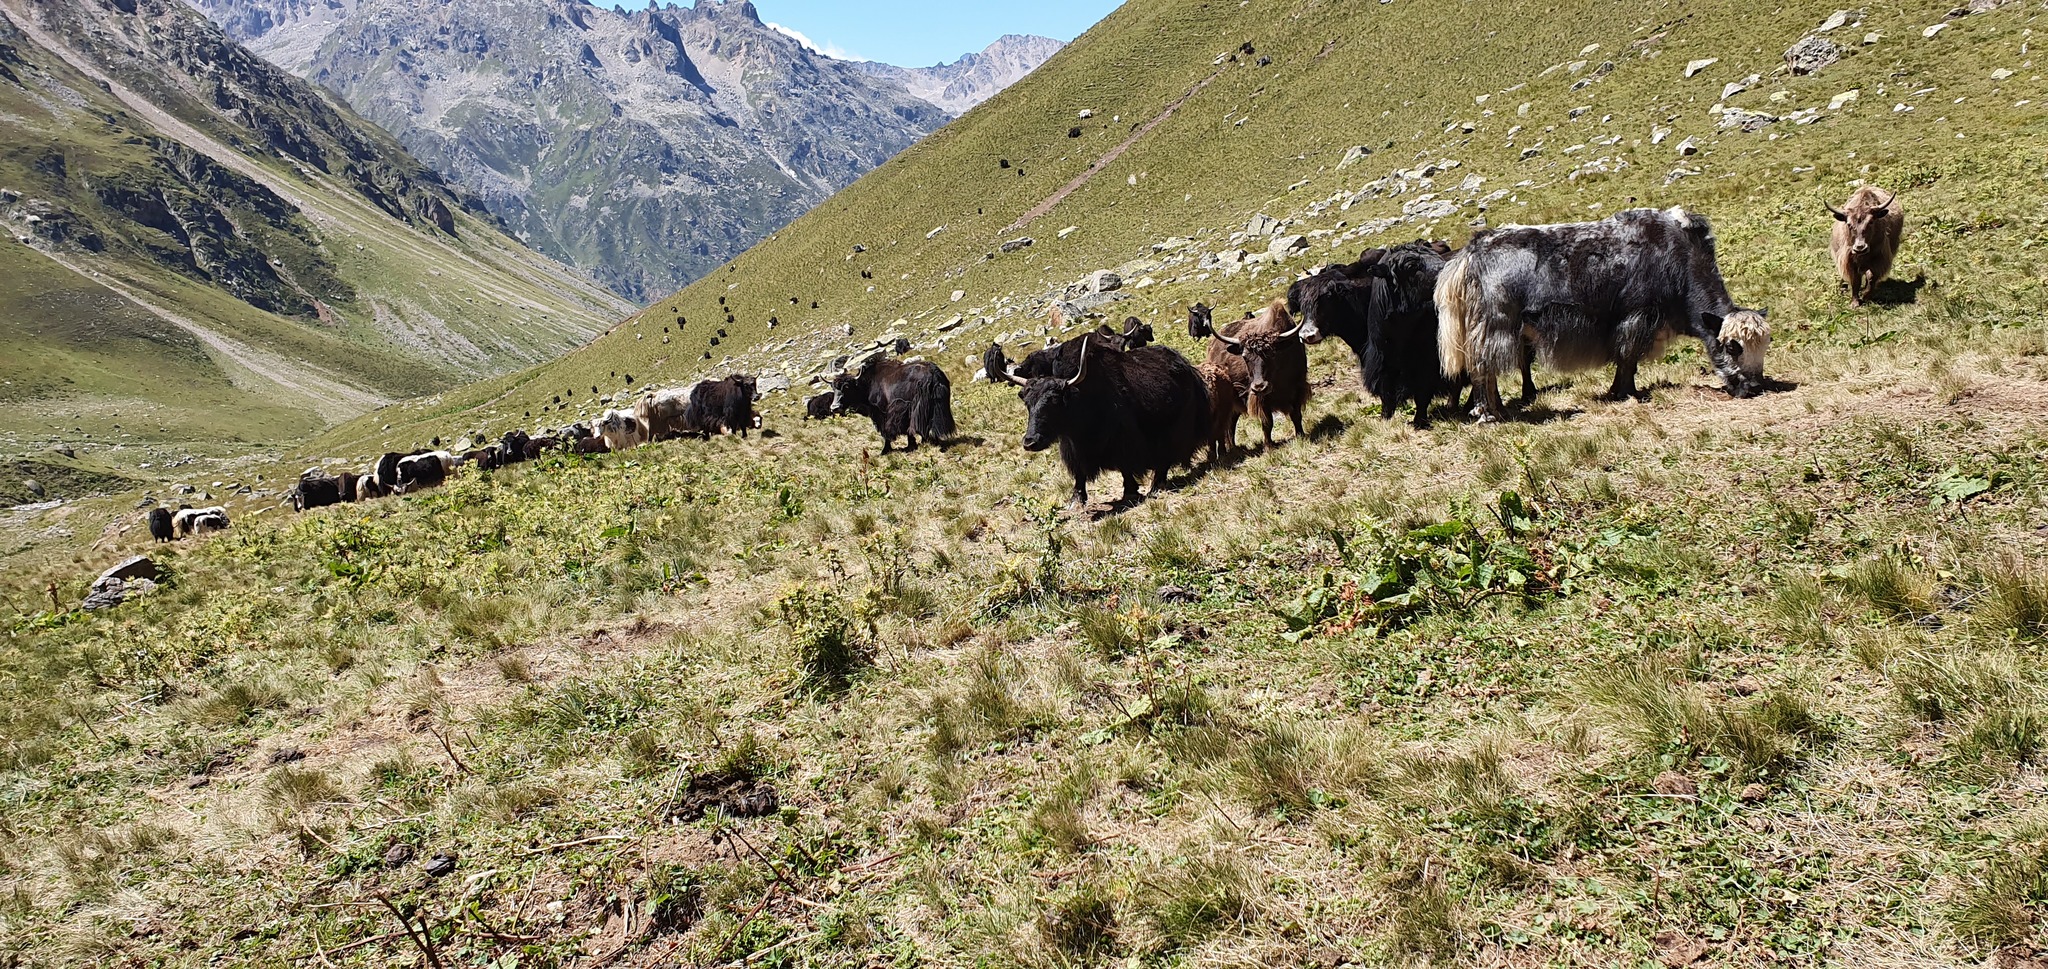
614, 0, 1121, 67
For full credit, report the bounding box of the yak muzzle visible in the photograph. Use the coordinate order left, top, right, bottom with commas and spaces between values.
1021, 433, 1054, 452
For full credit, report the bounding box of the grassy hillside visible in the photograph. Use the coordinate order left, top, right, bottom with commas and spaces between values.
3, 0, 2048, 965
0, 0, 633, 470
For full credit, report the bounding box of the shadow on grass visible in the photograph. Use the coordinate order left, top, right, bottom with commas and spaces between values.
1870, 275, 1928, 306
1306, 414, 1349, 442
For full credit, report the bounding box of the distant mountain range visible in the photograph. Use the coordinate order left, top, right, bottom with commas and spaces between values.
187, 0, 1063, 302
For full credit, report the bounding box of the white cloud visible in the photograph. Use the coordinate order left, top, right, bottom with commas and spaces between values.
765, 21, 865, 61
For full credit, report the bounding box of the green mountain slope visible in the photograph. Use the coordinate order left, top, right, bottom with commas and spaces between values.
0, 0, 632, 460
335, 0, 2045, 456
4, 0, 2048, 966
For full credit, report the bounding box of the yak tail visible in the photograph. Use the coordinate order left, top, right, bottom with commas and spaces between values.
915, 372, 957, 441
1434, 254, 1479, 380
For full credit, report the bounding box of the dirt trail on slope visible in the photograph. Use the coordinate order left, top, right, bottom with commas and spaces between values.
1004, 66, 1226, 234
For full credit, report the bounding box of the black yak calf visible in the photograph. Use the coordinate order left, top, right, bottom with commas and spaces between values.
1005, 336, 1210, 507
804, 391, 839, 420
832, 356, 956, 452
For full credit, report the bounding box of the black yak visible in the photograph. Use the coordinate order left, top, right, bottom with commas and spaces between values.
1005, 337, 1210, 507
831, 356, 956, 452
1436, 207, 1771, 421
804, 391, 839, 420
684, 374, 759, 437
147, 507, 174, 542
288, 470, 345, 512
1828, 186, 1904, 307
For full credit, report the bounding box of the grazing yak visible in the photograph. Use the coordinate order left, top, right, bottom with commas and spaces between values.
289, 470, 346, 512
1828, 186, 1903, 306
595, 409, 647, 452
497, 430, 531, 467
635, 386, 694, 440
831, 356, 956, 452
1289, 240, 1529, 427
1436, 206, 1771, 421
1198, 301, 1311, 447
172, 506, 230, 537
1005, 336, 1210, 507
684, 374, 759, 437
147, 507, 174, 542
395, 452, 449, 493
804, 391, 839, 420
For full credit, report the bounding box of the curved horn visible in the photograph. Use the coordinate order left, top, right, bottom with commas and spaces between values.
1824, 201, 1847, 220
1065, 336, 1091, 387
1278, 323, 1304, 340
1003, 368, 1030, 388
1213, 329, 1244, 348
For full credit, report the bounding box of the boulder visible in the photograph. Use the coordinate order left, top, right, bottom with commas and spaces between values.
1675, 136, 1701, 155
1000, 237, 1034, 253
100, 555, 160, 584
1267, 234, 1310, 259
83, 575, 155, 612
1085, 270, 1123, 293
1337, 145, 1374, 169
1785, 36, 1843, 74
1245, 213, 1282, 236
1683, 57, 1719, 77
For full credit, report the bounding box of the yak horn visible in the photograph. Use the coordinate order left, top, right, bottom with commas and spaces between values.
1213, 330, 1244, 348
1066, 337, 1091, 387
1278, 323, 1304, 340
1003, 368, 1030, 388
1824, 201, 1847, 219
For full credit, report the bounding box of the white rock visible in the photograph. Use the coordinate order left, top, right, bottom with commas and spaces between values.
1338, 145, 1375, 168
1676, 136, 1701, 155
1684, 58, 1720, 77
1078, 109, 1094, 118
1057, 225, 1079, 238
1818, 9, 1850, 31
950, 290, 966, 302
1722, 73, 1760, 98
1651, 125, 1673, 144
1829, 89, 1860, 109
1863, 31, 1881, 45
1923, 23, 1948, 38
1992, 68, 2015, 79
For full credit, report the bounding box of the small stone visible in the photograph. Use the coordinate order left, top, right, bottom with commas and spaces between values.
1722, 73, 1760, 98
1057, 225, 1079, 238
1738, 783, 1770, 802
383, 844, 415, 868
1923, 22, 1948, 37
1684, 57, 1719, 77
1652, 771, 1698, 797
1085, 270, 1122, 293
1338, 145, 1374, 168
1245, 213, 1282, 236
425, 852, 459, 878
1078, 108, 1094, 118
1829, 89, 1860, 109
1786, 36, 1843, 74
1863, 31, 1881, 45
999, 237, 1034, 253
1266, 234, 1310, 259
1676, 136, 1701, 155
1992, 68, 2015, 80
267, 747, 305, 766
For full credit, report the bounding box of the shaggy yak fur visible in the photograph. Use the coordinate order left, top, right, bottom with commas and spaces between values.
1828, 186, 1904, 306
1435, 206, 1771, 421
684, 374, 758, 437
1006, 336, 1211, 507
831, 356, 957, 452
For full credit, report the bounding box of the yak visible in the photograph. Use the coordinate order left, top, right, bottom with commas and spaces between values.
1195, 361, 1246, 465
497, 430, 532, 467
1436, 206, 1771, 421
831, 356, 956, 452
1207, 300, 1311, 447
289, 470, 346, 512
395, 453, 448, 493
1005, 336, 1210, 508
635, 386, 693, 440
147, 507, 174, 542
684, 374, 758, 437
804, 391, 839, 420
595, 409, 646, 452
1828, 186, 1904, 307
1288, 240, 1531, 427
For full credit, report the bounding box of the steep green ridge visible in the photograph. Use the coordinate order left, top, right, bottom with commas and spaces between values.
0, 0, 632, 465
330, 0, 2046, 458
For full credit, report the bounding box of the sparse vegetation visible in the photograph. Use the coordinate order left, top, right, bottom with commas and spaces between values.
2, 0, 2047, 964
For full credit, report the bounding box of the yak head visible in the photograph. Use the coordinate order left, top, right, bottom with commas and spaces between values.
1704, 310, 1772, 398
1827, 190, 1894, 254
828, 371, 860, 414
982, 342, 1012, 383
1187, 303, 1214, 339
1214, 305, 1304, 397
1009, 336, 1092, 452
1120, 317, 1155, 348
1288, 266, 1376, 346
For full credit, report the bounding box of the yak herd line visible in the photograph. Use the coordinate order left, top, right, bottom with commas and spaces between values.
234, 195, 1898, 522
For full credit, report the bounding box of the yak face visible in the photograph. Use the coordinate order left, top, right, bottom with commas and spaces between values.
735, 376, 761, 402
1830, 200, 1890, 254
1704, 310, 1772, 398
828, 373, 858, 414
1187, 303, 1214, 339
1121, 318, 1155, 348
1018, 379, 1072, 452
1287, 273, 1348, 346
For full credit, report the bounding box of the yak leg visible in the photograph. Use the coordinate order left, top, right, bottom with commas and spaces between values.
1260, 407, 1277, 447
1150, 467, 1172, 496
1411, 390, 1433, 430
1121, 471, 1144, 504
1517, 351, 1538, 405
1069, 479, 1088, 507
1601, 359, 1644, 402
1289, 407, 1306, 440
1470, 373, 1506, 422
1381, 396, 1399, 422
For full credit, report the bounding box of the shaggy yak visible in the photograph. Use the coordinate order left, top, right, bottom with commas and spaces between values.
831, 356, 957, 452
684, 374, 759, 437
1828, 186, 1904, 307
147, 507, 174, 542
1005, 336, 1210, 508
1435, 206, 1771, 421
1288, 240, 1538, 427
804, 391, 838, 419
635, 387, 693, 440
